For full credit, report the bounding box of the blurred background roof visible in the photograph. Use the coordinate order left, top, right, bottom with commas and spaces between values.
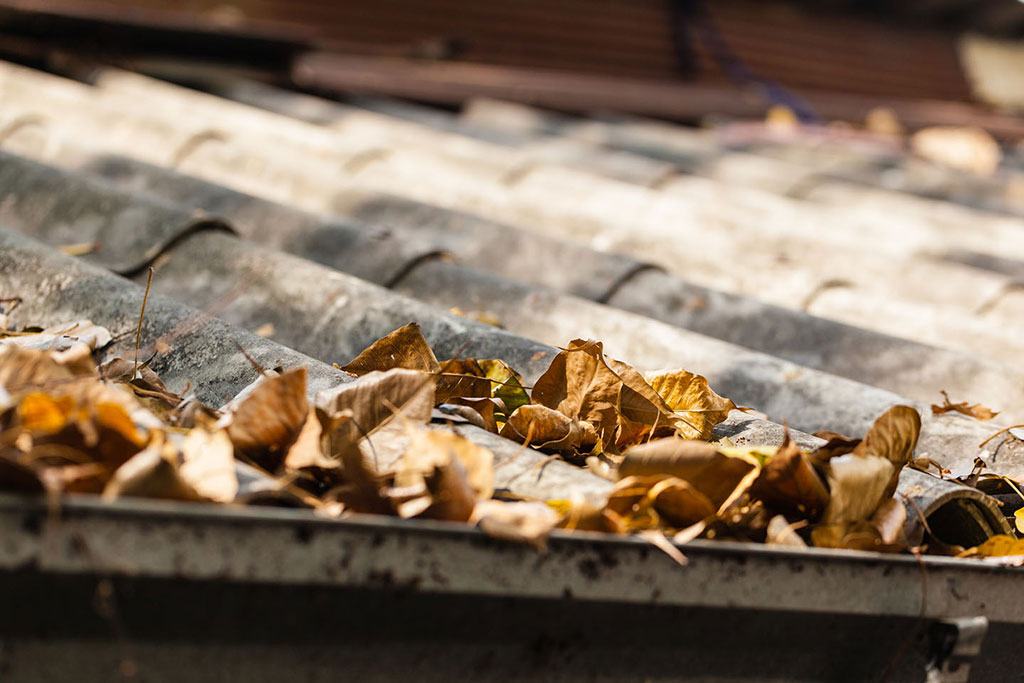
6, 0, 1024, 122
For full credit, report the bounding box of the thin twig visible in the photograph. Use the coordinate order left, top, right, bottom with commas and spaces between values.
133, 267, 154, 380
979, 423, 1024, 449
230, 339, 267, 376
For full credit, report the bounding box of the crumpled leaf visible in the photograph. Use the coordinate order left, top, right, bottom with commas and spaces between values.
341, 322, 441, 375
223, 368, 308, 472
102, 432, 204, 502
530, 339, 621, 451
389, 428, 494, 521
748, 435, 829, 519
617, 438, 757, 509
471, 499, 560, 550
0, 320, 111, 352
179, 427, 237, 503
643, 369, 737, 441
315, 368, 437, 474
852, 404, 921, 499
499, 404, 589, 452
931, 391, 999, 422
811, 454, 894, 548
605, 475, 717, 531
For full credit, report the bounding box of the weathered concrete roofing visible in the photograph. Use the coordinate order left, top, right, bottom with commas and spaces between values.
0, 61, 1021, 474
1, 149, 1021, 479
5, 59, 1024, 678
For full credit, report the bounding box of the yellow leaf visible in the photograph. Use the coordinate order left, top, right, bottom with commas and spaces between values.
965, 534, 1024, 559
95, 402, 146, 448
19, 392, 72, 433
643, 369, 736, 441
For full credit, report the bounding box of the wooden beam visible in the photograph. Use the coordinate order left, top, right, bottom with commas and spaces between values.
293, 53, 1024, 139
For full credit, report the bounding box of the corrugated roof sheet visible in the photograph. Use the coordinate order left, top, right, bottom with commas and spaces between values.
3, 53, 1024, 679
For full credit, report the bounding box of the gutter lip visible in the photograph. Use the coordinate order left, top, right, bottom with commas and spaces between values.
2, 489, 1024, 622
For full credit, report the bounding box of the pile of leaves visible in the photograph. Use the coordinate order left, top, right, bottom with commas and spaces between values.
555, 406, 920, 554
0, 318, 1011, 557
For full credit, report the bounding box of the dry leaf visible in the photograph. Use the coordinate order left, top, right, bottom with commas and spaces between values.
101, 356, 187, 420
435, 367, 492, 405
477, 359, 530, 418
811, 431, 862, 463
961, 534, 1024, 559
811, 453, 894, 548
390, 428, 494, 521
179, 427, 237, 502
748, 436, 829, 519
531, 339, 621, 450
821, 498, 907, 553
102, 433, 204, 502
470, 499, 560, 550
341, 323, 441, 375
605, 475, 716, 531
434, 397, 504, 433
643, 369, 737, 441
436, 358, 528, 419
315, 368, 437, 474
0, 344, 74, 395
500, 404, 587, 452
931, 391, 999, 422
618, 438, 756, 508
852, 404, 921, 499
0, 320, 111, 352
283, 410, 336, 470
224, 368, 308, 472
